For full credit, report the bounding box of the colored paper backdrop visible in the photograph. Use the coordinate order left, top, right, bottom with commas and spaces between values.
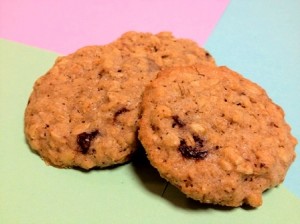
1, 0, 299, 223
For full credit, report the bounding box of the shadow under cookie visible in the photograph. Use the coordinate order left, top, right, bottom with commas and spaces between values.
130, 144, 167, 197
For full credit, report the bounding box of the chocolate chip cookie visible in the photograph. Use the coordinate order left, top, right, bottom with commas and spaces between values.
24, 32, 215, 169
138, 64, 297, 207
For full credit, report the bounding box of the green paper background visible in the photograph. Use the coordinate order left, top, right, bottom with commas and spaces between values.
0, 37, 299, 224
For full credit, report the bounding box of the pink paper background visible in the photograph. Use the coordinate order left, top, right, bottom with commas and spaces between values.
0, 0, 230, 54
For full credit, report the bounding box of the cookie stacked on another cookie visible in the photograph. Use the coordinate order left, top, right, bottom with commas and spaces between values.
24, 32, 215, 169
138, 65, 297, 207
24, 31, 297, 207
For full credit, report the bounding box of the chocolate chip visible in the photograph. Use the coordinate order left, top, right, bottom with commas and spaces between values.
193, 135, 204, 147
184, 176, 194, 187
98, 72, 104, 78
205, 52, 211, 58
150, 124, 160, 131
77, 130, 99, 154
260, 163, 266, 168
178, 136, 208, 159
172, 115, 185, 128
236, 102, 246, 108
270, 122, 279, 128
114, 107, 129, 121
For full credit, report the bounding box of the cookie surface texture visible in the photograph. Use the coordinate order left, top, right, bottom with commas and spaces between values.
138, 65, 297, 207
24, 32, 215, 169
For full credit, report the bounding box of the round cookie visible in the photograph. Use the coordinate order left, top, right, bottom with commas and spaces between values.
112, 32, 215, 67
138, 65, 297, 207
24, 32, 215, 169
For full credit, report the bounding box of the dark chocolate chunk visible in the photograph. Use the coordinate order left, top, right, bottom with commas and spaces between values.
98, 72, 104, 79
114, 107, 129, 121
244, 176, 253, 182
269, 122, 279, 128
183, 176, 194, 188
205, 51, 211, 58
178, 135, 208, 159
192, 135, 204, 147
150, 124, 160, 131
172, 115, 185, 128
77, 130, 99, 154
236, 102, 246, 108
260, 163, 266, 168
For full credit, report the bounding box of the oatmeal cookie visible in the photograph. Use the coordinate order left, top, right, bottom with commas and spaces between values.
24, 32, 215, 169
138, 65, 297, 207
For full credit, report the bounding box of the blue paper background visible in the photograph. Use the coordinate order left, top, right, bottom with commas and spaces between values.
205, 0, 300, 197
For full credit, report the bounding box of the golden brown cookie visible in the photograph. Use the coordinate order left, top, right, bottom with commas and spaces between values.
24, 32, 215, 169
138, 64, 297, 207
